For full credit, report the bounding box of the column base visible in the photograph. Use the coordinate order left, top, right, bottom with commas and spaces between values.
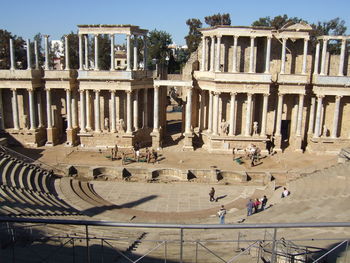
273, 134, 282, 152
66, 128, 79, 147
151, 130, 161, 150
183, 132, 194, 151
293, 136, 303, 153
46, 127, 59, 146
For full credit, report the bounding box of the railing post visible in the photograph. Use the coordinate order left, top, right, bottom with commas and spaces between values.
164, 240, 167, 263
195, 241, 198, 263
180, 228, 184, 263
236, 231, 241, 252
86, 225, 90, 263
72, 238, 75, 263
271, 228, 278, 263
345, 240, 349, 263
101, 239, 104, 263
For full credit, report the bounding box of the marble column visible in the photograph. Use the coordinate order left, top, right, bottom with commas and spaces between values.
249, 37, 255, 73
66, 89, 72, 130
110, 34, 115, 71
84, 35, 88, 69
37, 92, 43, 128
264, 37, 271, 73
10, 39, 15, 70
110, 91, 116, 133
212, 92, 220, 135
46, 89, 52, 129
85, 90, 91, 130
94, 34, 99, 70
133, 36, 138, 71
133, 90, 139, 131
94, 90, 100, 132
143, 88, 148, 128
185, 87, 193, 133
313, 42, 320, 75
245, 93, 253, 136
153, 86, 159, 132
0, 90, 4, 129
275, 94, 284, 136
78, 34, 83, 70
232, 36, 238, 73
79, 90, 86, 132
34, 40, 39, 70
229, 92, 236, 136
338, 39, 346, 76
126, 34, 131, 71
208, 91, 213, 133
143, 35, 147, 70
28, 89, 36, 130
280, 38, 287, 74
215, 36, 221, 72
201, 36, 206, 71
12, 89, 19, 130
307, 97, 316, 135
320, 38, 328, 75
126, 90, 132, 133
64, 35, 70, 70
72, 92, 78, 128
199, 90, 205, 131
210, 36, 215, 72
44, 35, 49, 70
296, 94, 305, 136
313, 95, 324, 138
331, 95, 342, 138
261, 94, 269, 137
26, 39, 32, 70
302, 39, 308, 74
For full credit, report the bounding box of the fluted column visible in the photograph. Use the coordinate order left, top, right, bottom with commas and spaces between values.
126, 34, 131, 71
249, 37, 255, 73
46, 89, 52, 129
232, 36, 238, 73
126, 90, 132, 133
94, 34, 99, 70
212, 92, 220, 135
143, 88, 148, 128
10, 39, 15, 70
94, 90, 101, 132
133, 36, 138, 71
133, 90, 139, 131
208, 91, 213, 133
275, 94, 284, 136
201, 36, 206, 71
296, 94, 305, 136
110, 34, 115, 71
26, 39, 32, 70
109, 90, 116, 133
320, 39, 328, 75
28, 89, 36, 130
34, 40, 39, 70
261, 94, 269, 137
78, 34, 83, 70
12, 89, 19, 130
44, 35, 49, 70
84, 35, 88, 69
313, 95, 324, 138
338, 39, 346, 76
199, 90, 205, 131
308, 97, 316, 135
265, 37, 271, 73
64, 35, 70, 70
302, 39, 308, 74
153, 86, 159, 132
66, 89, 72, 130
0, 90, 4, 129
72, 92, 77, 128
185, 87, 193, 133
313, 42, 320, 75
245, 93, 253, 136
215, 36, 221, 72
280, 38, 287, 74
229, 92, 236, 136
85, 90, 91, 130
79, 90, 86, 132
37, 92, 43, 128
143, 35, 147, 70
331, 95, 342, 138
210, 36, 215, 72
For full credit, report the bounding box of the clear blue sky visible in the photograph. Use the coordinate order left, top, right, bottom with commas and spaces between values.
1, 0, 349, 45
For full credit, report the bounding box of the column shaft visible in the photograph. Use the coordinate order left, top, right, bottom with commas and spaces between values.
313, 42, 320, 74
199, 90, 205, 131
265, 37, 271, 73
210, 37, 215, 72
126, 91, 132, 133
85, 90, 91, 130
44, 35, 49, 70
245, 93, 253, 136
212, 92, 219, 135
133, 90, 139, 130
143, 35, 147, 70
280, 38, 287, 74
109, 91, 116, 132
307, 97, 316, 134
66, 90, 72, 130
28, 90, 36, 130
302, 39, 308, 74
94, 90, 100, 132
185, 88, 193, 133
94, 35, 99, 70
10, 39, 15, 70
126, 35, 131, 71
133, 36, 138, 71
208, 91, 213, 133
201, 36, 206, 71
153, 86, 159, 131
229, 93, 236, 136
72, 92, 77, 128
12, 89, 19, 130
84, 35, 88, 69
110, 34, 115, 71
78, 35, 83, 70
0, 90, 4, 129
34, 40, 39, 70
64, 35, 70, 70
320, 39, 328, 75
331, 96, 342, 138
46, 89, 52, 128
79, 90, 86, 132
26, 39, 32, 70
296, 94, 304, 136
313, 95, 323, 138
275, 94, 284, 136
249, 37, 255, 73
215, 36, 221, 72
37, 92, 43, 127
338, 40, 346, 76
261, 94, 269, 136
143, 89, 148, 127
232, 36, 238, 73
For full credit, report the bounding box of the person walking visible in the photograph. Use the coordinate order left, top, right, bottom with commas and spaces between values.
246, 199, 254, 216
218, 205, 227, 224
261, 195, 268, 211
209, 187, 215, 202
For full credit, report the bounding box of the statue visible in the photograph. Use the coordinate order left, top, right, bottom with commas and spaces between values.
253, 121, 258, 136
220, 119, 228, 135
117, 119, 125, 133
104, 117, 109, 131
322, 124, 328, 137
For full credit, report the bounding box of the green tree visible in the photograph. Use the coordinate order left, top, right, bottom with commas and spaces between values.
147, 29, 172, 67
185, 18, 202, 53
61, 32, 79, 69
0, 29, 26, 69
30, 33, 45, 68
91, 34, 111, 70
252, 14, 307, 29
204, 13, 231, 27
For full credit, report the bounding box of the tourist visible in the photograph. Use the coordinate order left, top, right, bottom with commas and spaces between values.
254, 198, 261, 213
136, 149, 140, 162
146, 148, 151, 163
217, 205, 227, 224
261, 195, 268, 211
121, 152, 125, 165
281, 187, 290, 198
209, 187, 215, 202
246, 199, 254, 216
111, 148, 114, 161
152, 149, 158, 164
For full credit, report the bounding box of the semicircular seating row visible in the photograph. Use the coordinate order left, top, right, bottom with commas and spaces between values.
0, 151, 82, 217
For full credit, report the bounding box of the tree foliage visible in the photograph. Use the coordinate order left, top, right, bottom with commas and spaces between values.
90, 34, 111, 70
61, 32, 79, 69
147, 29, 172, 66
185, 18, 202, 53
204, 13, 231, 27
0, 29, 26, 69
252, 14, 306, 29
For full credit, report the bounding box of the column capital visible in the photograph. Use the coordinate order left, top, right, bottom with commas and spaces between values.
304, 38, 308, 43
317, 94, 325, 99
26, 88, 34, 92
44, 88, 51, 92
234, 35, 239, 40
336, 95, 343, 100
43, 34, 50, 39
250, 36, 256, 40
230, 92, 237, 96
263, 93, 269, 97
64, 34, 69, 39
125, 90, 132, 94
213, 91, 221, 96
10, 88, 17, 92
154, 85, 160, 89
186, 86, 194, 91
110, 89, 116, 94
281, 37, 288, 41
94, 89, 100, 93
79, 89, 85, 94
278, 93, 284, 97
65, 88, 71, 92
266, 36, 272, 40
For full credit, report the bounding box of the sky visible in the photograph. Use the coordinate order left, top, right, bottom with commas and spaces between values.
1, 0, 349, 45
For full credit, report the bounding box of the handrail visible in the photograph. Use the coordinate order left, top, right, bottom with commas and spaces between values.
312, 240, 349, 263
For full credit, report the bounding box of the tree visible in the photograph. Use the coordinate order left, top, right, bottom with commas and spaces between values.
252, 15, 306, 29
185, 18, 202, 53
61, 32, 79, 69
147, 29, 172, 67
204, 13, 231, 27
0, 29, 26, 69
91, 34, 111, 70
31, 33, 45, 68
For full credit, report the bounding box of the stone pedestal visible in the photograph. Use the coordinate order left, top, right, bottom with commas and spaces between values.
151, 131, 161, 149
66, 128, 79, 147
293, 136, 303, 153
183, 132, 194, 151
46, 127, 59, 146
121, 133, 135, 148
273, 134, 282, 152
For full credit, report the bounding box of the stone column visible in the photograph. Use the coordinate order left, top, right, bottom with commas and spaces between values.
249, 37, 255, 73
66, 89, 72, 130
64, 35, 70, 70
78, 34, 83, 70
12, 89, 19, 130
331, 95, 342, 138
94, 34, 99, 70
338, 39, 346, 76
133, 90, 139, 131
185, 87, 193, 134
261, 94, 269, 137
212, 92, 220, 135
143, 88, 148, 128
313, 95, 324, 138
79, 90, 86, 132
126, 90, 132, 133
133, 36, 138, 71
208, 91, 213, 133
153, 86, 159, 132
37, 92, 43, 128
320, 38, 328, 75
26, 39, 32, 70
126, 34, 131, 71
245, 93, 253, 136
46, 89, 52, 129
280, 38, 287, 74
201, 36, 206, 71
85, 90, 91, 130
275, 94, 284, 136
109, 90, 116, 133
28, 89, 36, 130
34, 40, 39, 70
302, 39, 308, 74
307, 97, 316, 135
0, 90, 4, 129
296, 94, 305, 136
210, 36, 215, 72
264, 37, 271, 73
229, 92, 236, 136
143, 35, 147, 70
44, 35, 49, 70
215, 36, 221, 72
313, 42, 320, 75
199, 90, 205, 131
110, 34, 115, 71
94, 90, 100, 132
10, 39, 15, 70
72, 92, 78, 128
84, 35, 88, 69
232, 36, 238, 73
